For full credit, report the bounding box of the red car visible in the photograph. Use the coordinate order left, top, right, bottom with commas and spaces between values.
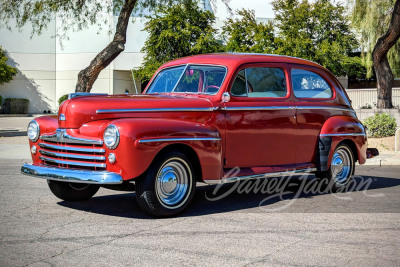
21, 53, 371, 217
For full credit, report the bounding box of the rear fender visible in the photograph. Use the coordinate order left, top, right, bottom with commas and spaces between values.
317, 116, 367, 171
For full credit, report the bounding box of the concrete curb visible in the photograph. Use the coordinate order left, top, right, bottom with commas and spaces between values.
0, 130, 27, 137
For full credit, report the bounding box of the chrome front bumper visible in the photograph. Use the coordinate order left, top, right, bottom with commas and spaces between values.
21, 164, 123, 184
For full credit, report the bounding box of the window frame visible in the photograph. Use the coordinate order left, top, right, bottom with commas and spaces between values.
229, 63, 291, 100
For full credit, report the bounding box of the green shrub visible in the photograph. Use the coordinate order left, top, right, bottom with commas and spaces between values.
363, 113, 397, 138
3, 98, 29, 114
58, 94, 68, 105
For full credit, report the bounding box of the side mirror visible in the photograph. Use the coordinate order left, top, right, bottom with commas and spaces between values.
221, 92, 230, 103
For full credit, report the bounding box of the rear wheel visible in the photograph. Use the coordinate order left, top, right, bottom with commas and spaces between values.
135, 151, 196, 217
47, 180, 100, 201
315, 144, 355, 192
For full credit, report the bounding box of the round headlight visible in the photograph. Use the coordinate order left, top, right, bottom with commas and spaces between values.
104, 125, 119, 149
27, 120, 40, 142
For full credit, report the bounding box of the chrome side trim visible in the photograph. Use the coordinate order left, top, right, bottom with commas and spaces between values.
296, 106, 355, 113
96, 107, 214, 114
40, 129, 103, 145
39, 150, 106, 161
38, 143, 105, 153
225, 106, 295, 111
320, 133, 366, 137
39, 156, 106, 168
21, 164, 122, 184
138, 137, 221, 143
204, 168, 318, 184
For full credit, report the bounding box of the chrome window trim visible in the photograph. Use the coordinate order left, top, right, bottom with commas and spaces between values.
38, 143, 105, 153
320, 133, 366, 137
40, 129, 103, 145
96, 107, 214, 114
138, 137, 221, 143
39, 156, 106, 168
21, 164, 122, 184
204, 168, 318, 184
39, 150, 106, 161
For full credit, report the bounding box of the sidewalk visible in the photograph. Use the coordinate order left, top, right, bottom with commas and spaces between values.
362, 152, 400, 166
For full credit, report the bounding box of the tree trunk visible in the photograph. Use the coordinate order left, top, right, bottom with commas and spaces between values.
75, 0, 137, 92
373, 0, 400, 109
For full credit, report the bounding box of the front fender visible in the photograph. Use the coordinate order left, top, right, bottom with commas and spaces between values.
106, 118, 222, 182
318, 116, 367, 171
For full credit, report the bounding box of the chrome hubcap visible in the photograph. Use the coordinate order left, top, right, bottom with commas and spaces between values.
155, 158, 191, 208
331, 148, 351, 185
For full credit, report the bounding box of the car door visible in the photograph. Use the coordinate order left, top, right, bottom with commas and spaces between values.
224, 63, 297, 168
290, 66, 336, 165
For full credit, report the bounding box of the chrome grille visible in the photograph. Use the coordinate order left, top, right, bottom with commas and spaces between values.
38, 129, 106, 171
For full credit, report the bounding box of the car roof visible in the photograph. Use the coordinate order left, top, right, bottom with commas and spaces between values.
160, 53, 324, 70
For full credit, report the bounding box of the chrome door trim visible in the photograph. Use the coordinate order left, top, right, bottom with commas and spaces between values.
138, 137, 221, 144
296, 106, 355, 113
204, 168, 317, 184
224, 106, 296, 111
39, 150, 106, 161
320, 133, 366, 137
39, 156, 106, 168
40, 129, 103, 145
38, 143, 105, 153
96, 107, 214, 114
21, 164, 122, 184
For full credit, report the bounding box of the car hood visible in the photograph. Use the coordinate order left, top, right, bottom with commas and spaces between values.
58, 94, 215, 129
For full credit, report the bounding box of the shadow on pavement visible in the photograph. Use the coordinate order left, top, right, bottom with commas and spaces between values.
58, 175, 400, 219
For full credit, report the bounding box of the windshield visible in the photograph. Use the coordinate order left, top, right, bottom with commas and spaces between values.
146, 65, 227, 95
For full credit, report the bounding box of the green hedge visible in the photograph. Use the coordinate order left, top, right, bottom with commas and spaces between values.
364, 113, 397, 138
58, 94, 68, 105
3, 98, 29, 114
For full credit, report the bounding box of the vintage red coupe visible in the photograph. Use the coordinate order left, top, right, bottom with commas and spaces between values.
21, 53, 369, 216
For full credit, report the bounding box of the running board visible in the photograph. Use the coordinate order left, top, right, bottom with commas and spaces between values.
204, 168, 318, 185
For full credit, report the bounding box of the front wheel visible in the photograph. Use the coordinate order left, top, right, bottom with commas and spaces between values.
47, 180, 100, 201
315, 144, 355, 192
135, 151, 196, 217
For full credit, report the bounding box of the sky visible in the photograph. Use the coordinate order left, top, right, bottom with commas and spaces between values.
212, 0, 275, 19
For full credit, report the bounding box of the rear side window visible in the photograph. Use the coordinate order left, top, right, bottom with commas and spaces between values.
230, 67, 287, 98
291, 69, 332, 98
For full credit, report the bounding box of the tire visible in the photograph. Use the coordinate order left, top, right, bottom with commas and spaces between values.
47, 180, 100, 201
135, 151, 196, 217
316, 144, 355, 192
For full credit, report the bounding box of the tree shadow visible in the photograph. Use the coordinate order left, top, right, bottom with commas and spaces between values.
58, 174, 400, 219
0, 50, 53, 114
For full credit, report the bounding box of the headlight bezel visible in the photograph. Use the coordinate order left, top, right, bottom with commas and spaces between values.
27, 120, 40, 142
103, 124, 120, 149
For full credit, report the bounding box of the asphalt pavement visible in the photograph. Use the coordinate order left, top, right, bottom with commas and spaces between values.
0, 136, 399, 266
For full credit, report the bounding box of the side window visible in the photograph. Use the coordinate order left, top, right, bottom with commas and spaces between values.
231, 70, 247, 96
230, 67, 287, 97
246, 67, 287, 97
291, 69, 332, 98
